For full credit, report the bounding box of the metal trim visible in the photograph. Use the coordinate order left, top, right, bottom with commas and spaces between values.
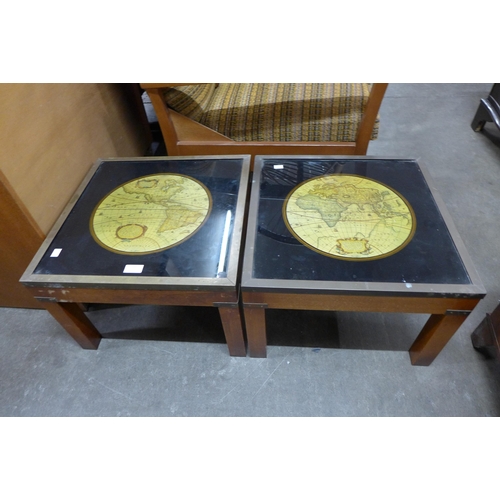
446, 309, 472, 316
212, 301, 240, 308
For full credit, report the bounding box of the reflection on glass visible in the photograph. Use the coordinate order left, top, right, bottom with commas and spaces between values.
217, 210, 232, 277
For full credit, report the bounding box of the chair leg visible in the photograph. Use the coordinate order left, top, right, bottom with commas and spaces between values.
471, 84, 500, 132
471, 99, 492, 132
471, 314, 498, 359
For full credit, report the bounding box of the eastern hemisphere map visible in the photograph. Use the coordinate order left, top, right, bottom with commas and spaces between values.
90, 174, 212, 254
283, 174, 416, 260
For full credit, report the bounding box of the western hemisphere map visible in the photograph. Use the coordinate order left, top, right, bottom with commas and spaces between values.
90, 174, 212, 255
283, 174, 416, 261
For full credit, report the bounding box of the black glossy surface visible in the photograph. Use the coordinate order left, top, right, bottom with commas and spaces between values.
251, 158, 471, 284
34, 158, 244, 278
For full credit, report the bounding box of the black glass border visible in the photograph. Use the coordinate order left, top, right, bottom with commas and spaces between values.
21, 155, 251, 291
242, 156, 485, 298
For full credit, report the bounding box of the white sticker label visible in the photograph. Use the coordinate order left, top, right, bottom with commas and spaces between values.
274, 164, 284, 169
123, 264, 144, 274
50, 248, 62, 257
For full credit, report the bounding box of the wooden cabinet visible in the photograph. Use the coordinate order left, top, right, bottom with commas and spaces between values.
0, 84, 150, 308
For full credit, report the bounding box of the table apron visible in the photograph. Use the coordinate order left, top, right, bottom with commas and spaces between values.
242, 291, 480, 315
32, 287, 238, 307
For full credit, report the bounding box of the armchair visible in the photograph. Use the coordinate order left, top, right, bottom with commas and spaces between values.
141, 83, 388, 163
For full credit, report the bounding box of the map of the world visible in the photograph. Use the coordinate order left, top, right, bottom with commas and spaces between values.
283, 174, 415, 260
90, 174, 212, 254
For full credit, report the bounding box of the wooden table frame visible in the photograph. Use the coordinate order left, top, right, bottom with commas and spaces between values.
21, 155, 251, 357
241, 156, 486, 366
242, 290, 480, 365
29, 286, 246, 357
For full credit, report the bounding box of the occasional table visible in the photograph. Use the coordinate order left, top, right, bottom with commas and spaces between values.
21, 155, 250, 356
241, 156, 486, 365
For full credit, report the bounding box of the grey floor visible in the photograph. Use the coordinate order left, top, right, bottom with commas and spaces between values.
2, 83, 500, 417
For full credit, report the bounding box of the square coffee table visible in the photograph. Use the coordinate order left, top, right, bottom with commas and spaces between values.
21, 155, 250, 356
241, 156, 486, 365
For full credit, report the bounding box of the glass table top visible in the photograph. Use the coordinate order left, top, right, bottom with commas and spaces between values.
242, 156, 485, 297
23, 156, 250, 289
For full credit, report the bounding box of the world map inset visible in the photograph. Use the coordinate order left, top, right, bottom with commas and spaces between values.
283, 174, 416, 260
90, 174, 212, 254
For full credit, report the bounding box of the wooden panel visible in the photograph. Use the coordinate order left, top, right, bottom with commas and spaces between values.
0, 171, 44, 308
0, 83, 149, 234
0, 83, 150, 308
176, 141, 357, 155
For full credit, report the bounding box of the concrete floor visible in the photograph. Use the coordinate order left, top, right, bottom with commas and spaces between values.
2, 83, 500, 417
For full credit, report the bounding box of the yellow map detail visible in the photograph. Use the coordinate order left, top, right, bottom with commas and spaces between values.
283, 174, 415, 260
90, 174, 211, 254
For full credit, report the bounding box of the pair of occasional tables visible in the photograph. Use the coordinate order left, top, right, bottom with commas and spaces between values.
21, 155, 486, 366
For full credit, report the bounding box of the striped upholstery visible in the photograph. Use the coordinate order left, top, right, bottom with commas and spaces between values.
163, 84, 217, 123
163, 83, 379, 142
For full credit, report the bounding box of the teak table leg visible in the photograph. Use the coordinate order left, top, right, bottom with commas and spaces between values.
42, 302, 101, 349
218, 306, 246, 357
409, 313, 468, 366
244, 306, 267, 358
